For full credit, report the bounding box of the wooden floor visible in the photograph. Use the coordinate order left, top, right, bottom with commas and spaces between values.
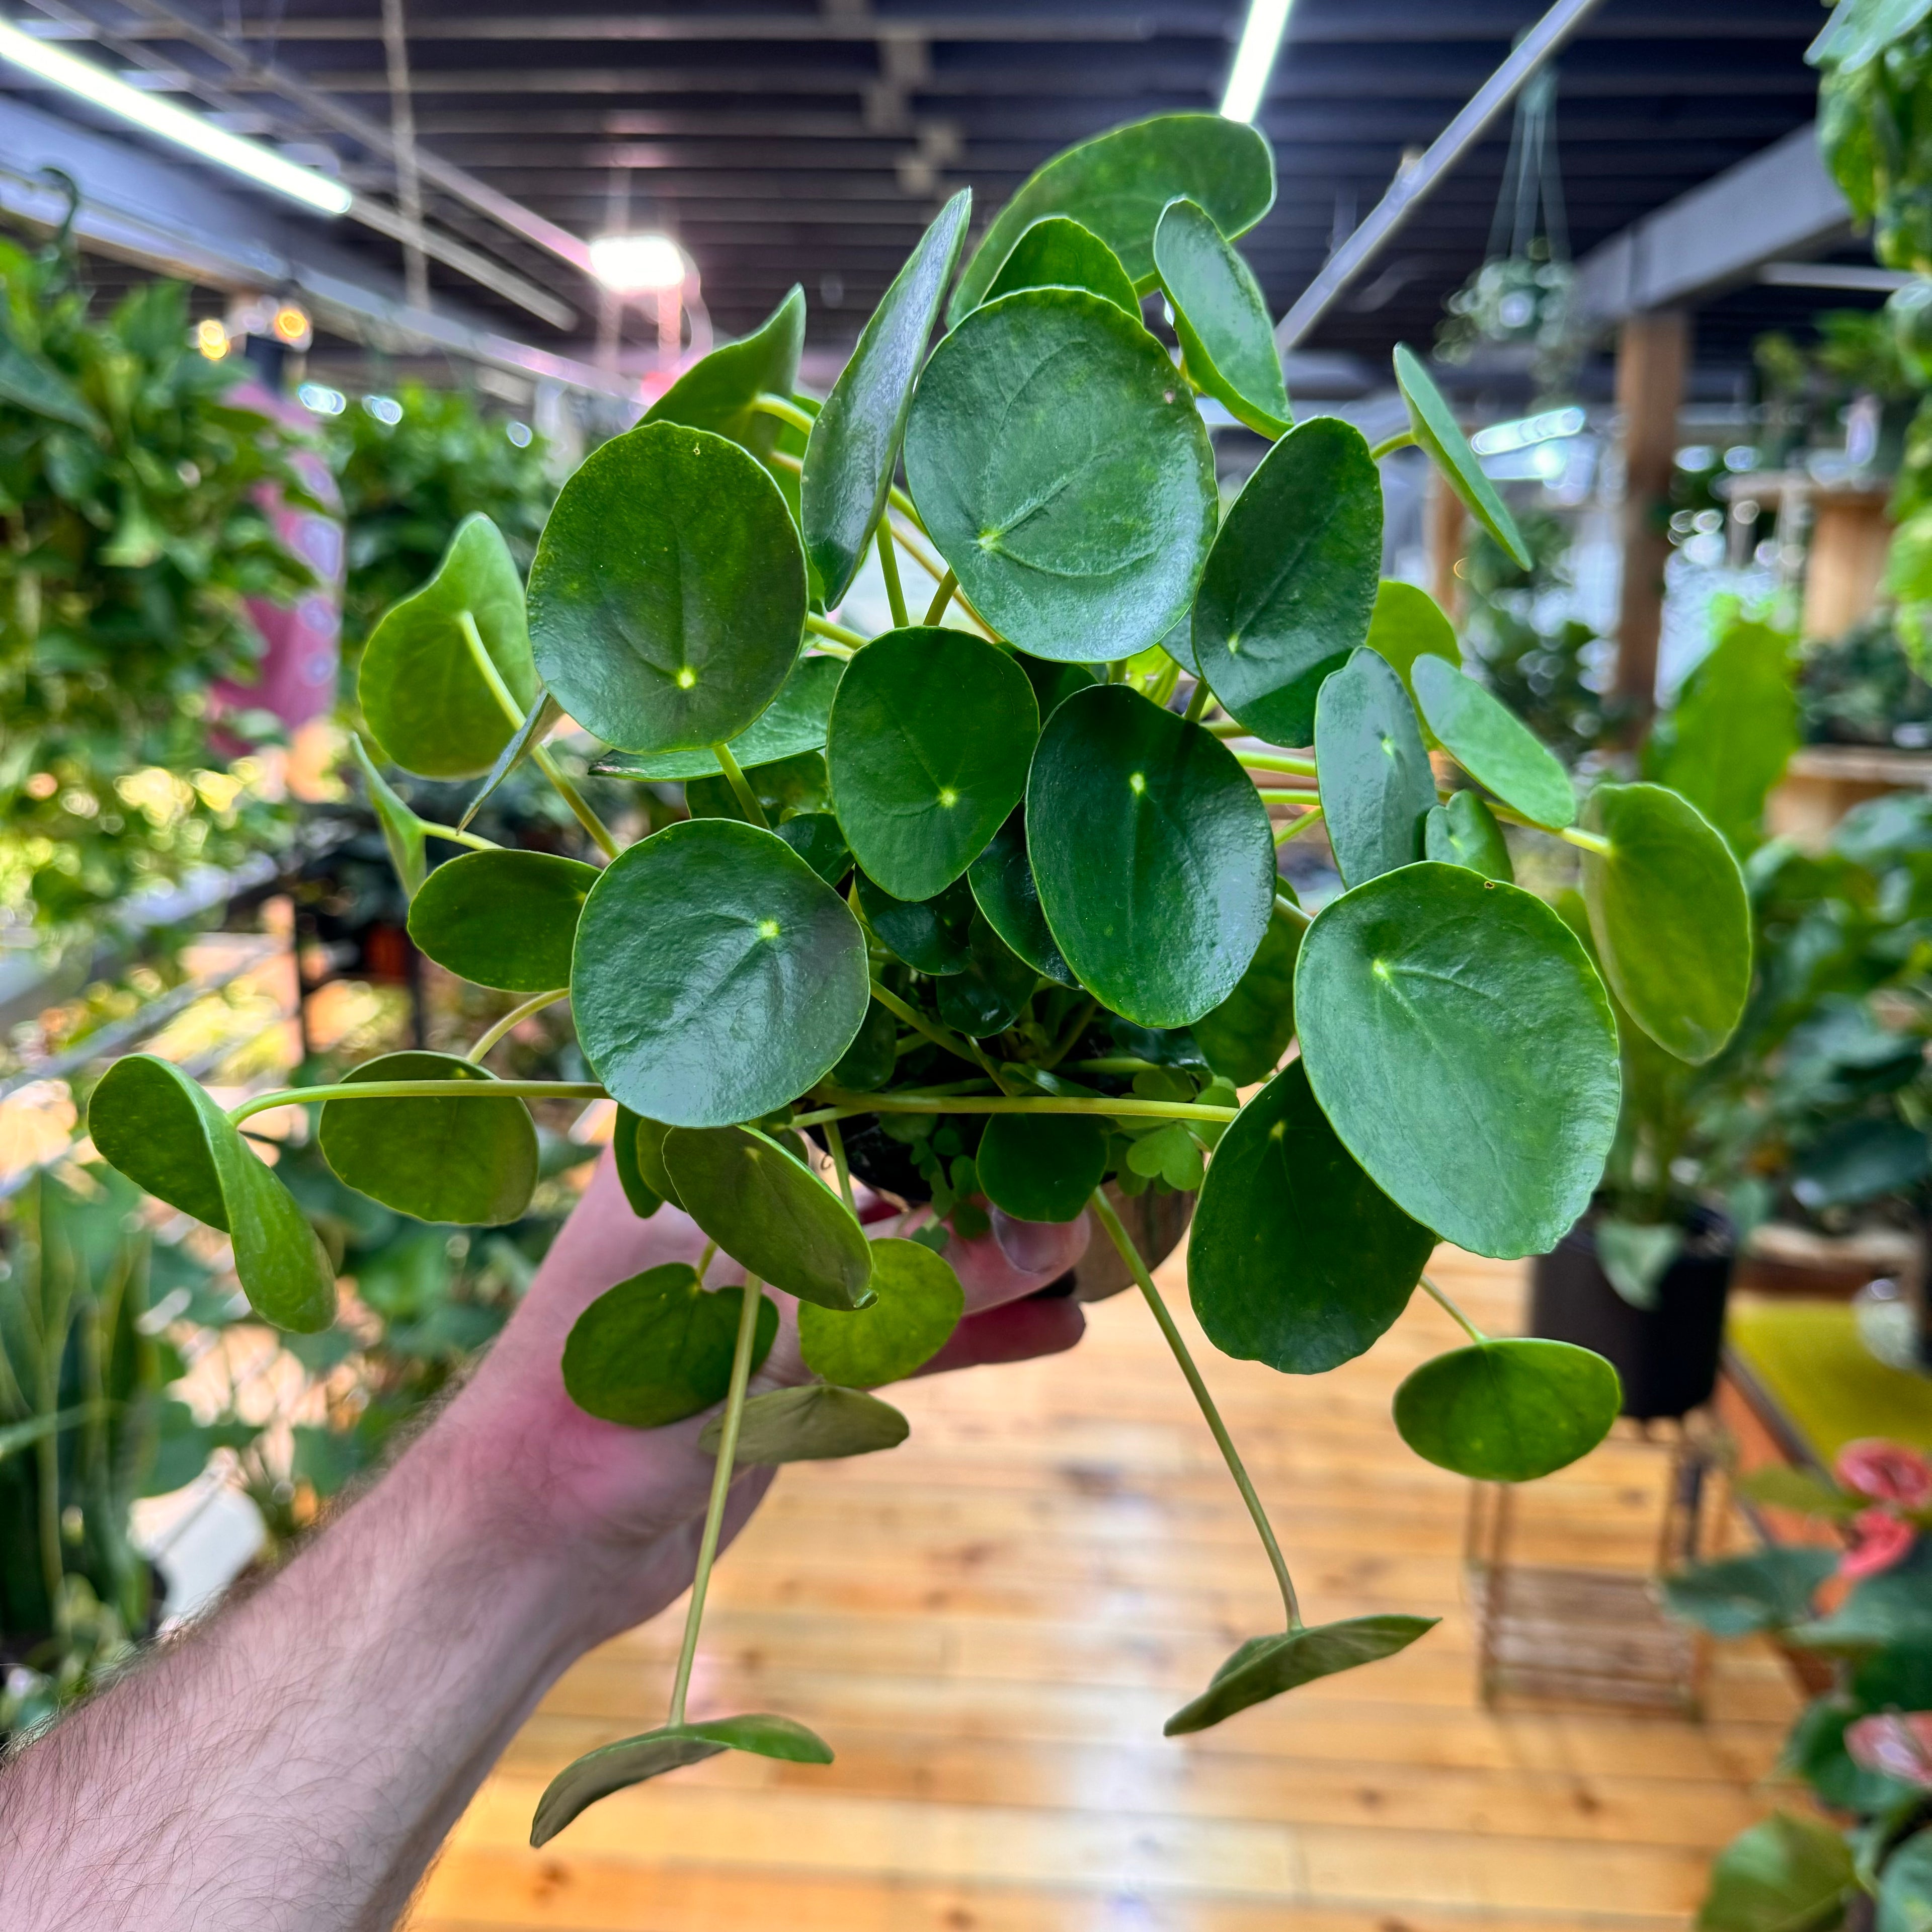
409, 1246, 1800, 1932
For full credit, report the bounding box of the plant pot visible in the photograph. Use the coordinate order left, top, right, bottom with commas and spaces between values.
1530, 1208, 1736, 1421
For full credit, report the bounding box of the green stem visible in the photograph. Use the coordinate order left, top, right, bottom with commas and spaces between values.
229, 1080, 605, 1124
668, 1275, 765, 1727
753, 392, 816, 435
1275, 804, 1325, 846
712, 741, 770, 829
822, 1117, 856, 1213
420, 821, 501, 853
890, 520, 948, 587
876, 521, 910, 629
1255, 788, 1321, 806
1275, 892, 1313, 930
465, 988, 569, 1062
888, 482, 925, 535
1090, 1191, 1300, 1631
1484, 800, 1605, 853
1041, 994, 1099, 1070
1420, 1272, 1487, 1344
1183, 678, 1214, 724
866, 980, 980, 1071
1369, 429, 1417, 461
1241, 751, 1320, 778
798, 1087, 1237, 1127
695, 1239, 717, 1286
806, 612, 868, 653
921, 567, 958, 627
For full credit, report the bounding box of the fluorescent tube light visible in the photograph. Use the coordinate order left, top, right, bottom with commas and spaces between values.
1220, 0, 1294, 124
0, 19, 352, 215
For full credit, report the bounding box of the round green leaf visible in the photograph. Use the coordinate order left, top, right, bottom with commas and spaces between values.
830, 998, 898, 1091
561, 1265, 774, 1427
1164, 1616, 1439, 1737
1411, 655, 1573, 829
826, 627, 1038, 902
968, 810, 1078, 987
628, 1112, 682, 1210
1295, 863, 1621, 1258
1580, 781, 1751, 1066
1027, 684, 1273, 1026
1315, 647, 1436, 889
1393, 1337, 1622, 1481
318, 1052, 538, 1227
934, 914, 1038, 1037
358, 514, 538, 781
528, 421, 807, 755
642, 284, 804, 460
573, 819, 869, 1128
1153, 197, 1290, 437
802, 191, 971, 606
855, 871, 975, 974
663, 1125, 874, 1311
611, 1108, 664, 1219
976, 1112, 1107, 1224
1190, 1062, 1433, 1374
1424, 791, 1514, 882
773, 812, 852, 886
87, 1055, 336, 1333
701, 1383, 909, 1464
592, 655, 844, 783
797, 1237, 963, 1384
949, 113, 1275, 322
1193, 418, 1382, 746
1190, 894, 1302, 1085
1393, 344, 1530, 570
1364, 579, 1459, 698
981, 215, 1139, 314
906, 289, 1217, 665
406, 850, 597, 992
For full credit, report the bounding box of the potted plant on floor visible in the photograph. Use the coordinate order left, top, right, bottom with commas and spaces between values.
80, 114, 1754, 1842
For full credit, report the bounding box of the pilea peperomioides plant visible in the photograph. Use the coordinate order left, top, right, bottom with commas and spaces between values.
83, 115, 1754, 1841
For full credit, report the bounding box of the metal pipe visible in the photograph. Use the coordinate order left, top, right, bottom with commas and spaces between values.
1273, 0, 1607, 350
379, 0, 429, 312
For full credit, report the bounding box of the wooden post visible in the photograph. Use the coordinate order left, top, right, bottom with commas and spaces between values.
1613, 310, 1689, 723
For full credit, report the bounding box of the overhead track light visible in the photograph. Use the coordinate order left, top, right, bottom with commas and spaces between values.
1220, 0, 1294, 125
0, 18, 352, 215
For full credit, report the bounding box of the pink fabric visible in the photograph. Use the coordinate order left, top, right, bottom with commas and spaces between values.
1836, 1439, 1932, 1509
1840, 1506, 1918, 1580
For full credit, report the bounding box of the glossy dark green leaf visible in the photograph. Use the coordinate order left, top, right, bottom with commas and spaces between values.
797, 1237, 963, 1384
981, 215, 1140, 314
1364, 579, 1459, 698
830, 998, 898, 1091
350, 734, 426, 898
855, 871, 976, 974
1295, 863, 1621, 1258
611, 1109, 665, 1219
359, 513, 538, 779
949, 113, 1275, 321
1192, 419, 1382, 746
642, 285, 804, 460
318, 1052, 538, 1227
407, 850, 597, 992
561, 1266, 774, 1426
528, 422, 807, 754
628, 1112, 682, 1210
1018, 652, 1100, 721
1697, 1813, 1854, 1932
87, 1055, 336, 1333
1393, 1338, 1621, 1481
1189, 1062, 1433, 1374
686, 750, 831, 824
1153, 197, 1290, 437
573, 819, 869, 1128
1412, 655, 1573, 829
1393, 344, 1530, 571
529, 1712, 832, 1847
969, 811, 1078, 987
934, 914, 1038, 1037
1579, 781, 1751, 1066
591, 655, 844, 783
773, 812, 852, 886
802, 191, 971, 606
1315, 647, 1437, 888
1164, 1616, 1438, 1736
663, 1125, 874, 1311
701, 1383, 910, 1464
825, 627, 1038, 901
976, 1113, 1108, 1225
1658, 1548, 1837, 1639
1423, 791, 1513, 882
1027, 685, 1273, 1026
906, 289, 1217, 665
1190, 896, 1302, 1084
460, 691, 562, 831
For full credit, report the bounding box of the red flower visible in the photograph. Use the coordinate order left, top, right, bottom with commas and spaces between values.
1846, 1713, 1932, 1790
1841, 1506, 1918, 1580
1835, 1439, 1932, 1509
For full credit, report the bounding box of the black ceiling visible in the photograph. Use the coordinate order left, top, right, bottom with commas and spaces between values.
3, 0, 1847, 374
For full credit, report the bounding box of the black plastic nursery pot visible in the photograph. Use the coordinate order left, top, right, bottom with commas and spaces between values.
1529, 1208, 1736, 1422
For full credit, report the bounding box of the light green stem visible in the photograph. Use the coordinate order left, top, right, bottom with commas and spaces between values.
890, 520, 948, 588
1275, 893, 1312, 930
922, 568, 958, 626
822, 1117, 855, 1213
1090, 1191, 1300, 1631
866, 980, 979, 1070
876, 521, 910, 629
1255, 788, 1321, 806
1420, 1272, 1487, 1343
712, 741, 770, 829
1183, 679, 1214, 723
1241, 751, 1320, 777
1042, 994, 1099, 1069
695, 1239, 717, 1286
801, 1087, 1236, 1126
668, 1275, 765, 1726
888, 482, 926, 535
1275, 804, 1325, 846
806, 612, 868, 653
466, 988, 569, 1062
1484, 800, 1607, 854
1369, 429, 1417, 461
753, 392, 816, 435
229, 1080, 604, 1124
420, 821, 501, 853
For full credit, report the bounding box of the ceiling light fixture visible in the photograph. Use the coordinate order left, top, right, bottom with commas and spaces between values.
588, 232, 686, 295
1220, 0, 1294, 125
0, 19, 351, 215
